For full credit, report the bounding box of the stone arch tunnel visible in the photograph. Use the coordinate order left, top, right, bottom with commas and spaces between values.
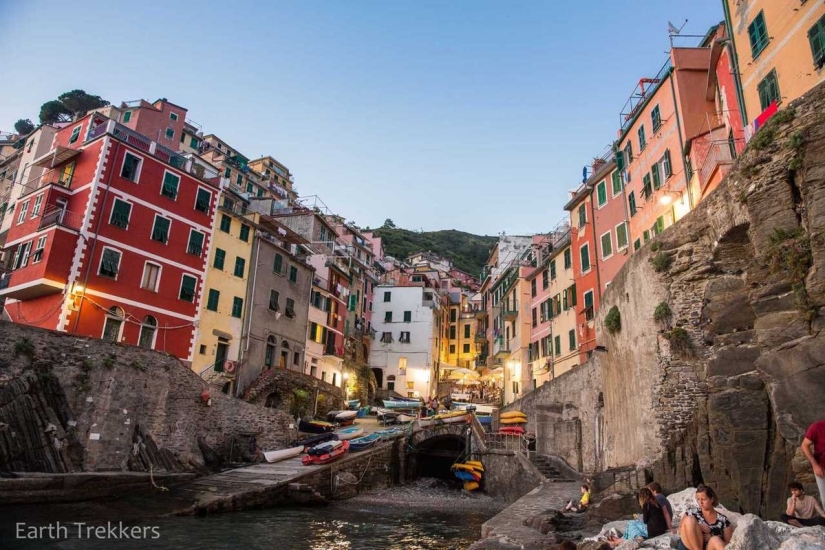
407, 423, 477, 481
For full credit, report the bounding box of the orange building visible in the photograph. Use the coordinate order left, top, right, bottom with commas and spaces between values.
723, 1, 825, 129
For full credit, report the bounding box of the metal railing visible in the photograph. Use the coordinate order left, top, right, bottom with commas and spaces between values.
38, 205, 83, 231
698, 140, 742, 188
484, 432, 530, 454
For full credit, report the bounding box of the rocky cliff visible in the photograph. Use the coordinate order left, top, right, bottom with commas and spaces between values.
511, 82, 825, 520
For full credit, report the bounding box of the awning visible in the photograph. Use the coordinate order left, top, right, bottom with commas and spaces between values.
33, 146, 81, 168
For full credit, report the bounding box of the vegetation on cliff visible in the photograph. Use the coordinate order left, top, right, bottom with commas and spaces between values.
371, 221, 498, 276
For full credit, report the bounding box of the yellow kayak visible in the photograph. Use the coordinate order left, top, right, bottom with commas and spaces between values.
500, 417, 527, 425
465, 460, 484, 469
500, 411, 527, 420
463, 481, 480, 491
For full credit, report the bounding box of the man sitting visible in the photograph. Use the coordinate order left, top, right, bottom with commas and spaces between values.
781, 481, 825, 527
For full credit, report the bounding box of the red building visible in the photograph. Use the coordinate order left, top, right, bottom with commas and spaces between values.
0, 113, 218, 360
589, 159, 630, 294
564, 170, 602, 364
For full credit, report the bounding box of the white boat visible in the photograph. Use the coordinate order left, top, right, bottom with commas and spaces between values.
382, 399, 421, 410
335, 410, 358, 421
335, 426, 365, 440
451, 402, 499, 415
415, 411, 471, 429
263, 445, 304, 463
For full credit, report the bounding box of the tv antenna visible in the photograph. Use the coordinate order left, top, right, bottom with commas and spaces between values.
668, 19, 688, 36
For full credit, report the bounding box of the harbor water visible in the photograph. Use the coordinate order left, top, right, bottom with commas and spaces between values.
4, 479, 506, 550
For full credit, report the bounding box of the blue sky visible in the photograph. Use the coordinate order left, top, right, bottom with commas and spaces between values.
0, 0, 722, 235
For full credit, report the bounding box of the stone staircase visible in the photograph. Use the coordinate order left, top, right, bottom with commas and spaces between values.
531, 454, 576, 482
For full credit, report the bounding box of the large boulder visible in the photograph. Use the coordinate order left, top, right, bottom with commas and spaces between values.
776, 526, 825, 549
727, 514, 783, 550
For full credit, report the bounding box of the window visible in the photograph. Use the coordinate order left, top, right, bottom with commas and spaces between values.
187, 230, 205, 256
237, 174, 243, 186
179, 274, 197, 302
563, 289, 569, 310
110, 199, 131, 229
634, 239, 641, 251
165, 128, 174, 140
29, 195, 41, 218
151, 215, 170, 243
239, 224, 250, 242
643, 174, 654, 200
190, 137, 199, 149
644, 230, 651, 243
170, 112, 178, 121
748, 11, 769, 59
141, 262, 161, 291
69, 126, 81, 144
550, 260, 556, 280
449, 344, 456, 354
449, 325, 456, 339
219, 214, 231, 233
616, 222, 629, 250
12, 241, 31, 269
195, 188, 211, 214
628, 192, 637, 216
611, 170, 622, 197
600, 231, 613, 259
32, 236, 46, 263
213, 248, 225, 270
400, 331, 411, 343
60, 162, 74, 187
269, 289, 280, 311
286, 298, 296, 318
596, 181, 607, 207
99, 248, 121, 278
577, 204, 586, 228
663, 150, 672, 178
404, 311, 412, 322
654, 216, 665, 236
570, 284, 577, 307
385, 311, 393, 322
615, 150, 625, 171
638, 125, 646, 151
563, 249, 571, 269
811, 14, 825, 69
624, 141, 633, 164
234, 256, 246, 278
274, 253, 283, 273
651, 162, 661, 190
138, 316, 157, 349
580, 244, 591, 273
531, 279, 537, 297
123, 111, 132, 123
554, 335, 561, 356
231, 297, 243, 318
532, 307, 538, 327
383, 291, 391, 302
381, 332, 393, 343
102, 307, 124, 342
161, 172, 180, 200
206, 289, 220, 311
584, 290, 594, 320
554, 294, 561, 315
17, 200, 28, 224
651, 105, 662, 132
541, 269, 549, 289
293, 351, 300, 366
121, 152, 142, 182
463, 343, 470, 354
464, 324, 471, 338
757, 70, 780, 112
450, 308, 457, 322
568, 329, 576, 351
289, 266, 298, 283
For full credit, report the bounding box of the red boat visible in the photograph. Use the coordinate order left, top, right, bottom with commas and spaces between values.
301, 440, 350, 465
498, 426, 525, 435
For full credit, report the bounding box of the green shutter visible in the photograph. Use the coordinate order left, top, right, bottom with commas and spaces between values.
234, 257, 245, 277
550, 260, 556, 279
612, 170, 622, 195
570, 284, 577, 307
569, 329, 576, 351
206, 289, 220, 311
162, 172, 179, 199
180, 275, 196, 302
628, 192, 637, 216
578, 205, 586, 227
615, 150, 625, 171
811, 15, 825, 68
195, 189, 210, 213
188, 231, 204, 255
651, 163, 661, 190
232, 297, 243, 318
213, 248, 225, 269
152, 217, 170, 243
274, 254, 283, 273
555, 335, 561, 356
663, 150, 672, 177
110, 200, 131, 228
748, 11, 769, 58
581, 245, 590, 272
597, 182, 607, 206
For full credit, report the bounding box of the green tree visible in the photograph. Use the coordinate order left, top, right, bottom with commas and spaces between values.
57, 90, 109, 117
383, 219, 396, 229
39, 100, 72, 124
14, 119, 35, 135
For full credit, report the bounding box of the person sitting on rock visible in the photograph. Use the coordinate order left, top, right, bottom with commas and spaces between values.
648, 482, 675, 533
801, 419, 825, 508
606, 487, 669, 547
563, 484, 591, 513
677, 485, 733, 550
781, 481, 825, 527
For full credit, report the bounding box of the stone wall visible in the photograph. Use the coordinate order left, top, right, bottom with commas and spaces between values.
482, 451, 545, 503
0, 321, 294, 473
508, 83, 825, 519
242, 365, 344, 416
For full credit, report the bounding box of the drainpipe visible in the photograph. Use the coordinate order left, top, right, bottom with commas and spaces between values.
236, 235, 261, 397
587, 193, 603, 301
721, 2, 750, 128
668, 71, 694, 210
73, 137, 119, 334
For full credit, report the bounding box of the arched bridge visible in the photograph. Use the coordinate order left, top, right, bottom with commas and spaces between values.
406, 414, 488, 479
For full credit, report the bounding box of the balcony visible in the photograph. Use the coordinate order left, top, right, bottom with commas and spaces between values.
38, 205, 83, 232
474, 308, 487, 320
324, 344, 344, 358
474, 331, 488, 343
697, 140, 743, 194
501, 300, 519, 321
492, 336, 510, 358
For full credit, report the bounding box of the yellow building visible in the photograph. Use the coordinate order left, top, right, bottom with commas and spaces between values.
546, 239, 579, 379
191, 188, 256, 385
724, 1, 825, 125
442, 292, 478, 370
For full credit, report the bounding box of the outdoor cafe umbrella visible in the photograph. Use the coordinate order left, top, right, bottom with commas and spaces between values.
447, 368, 478, 379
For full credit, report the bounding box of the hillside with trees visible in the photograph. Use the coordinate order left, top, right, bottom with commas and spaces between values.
371, 220, 498, 277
